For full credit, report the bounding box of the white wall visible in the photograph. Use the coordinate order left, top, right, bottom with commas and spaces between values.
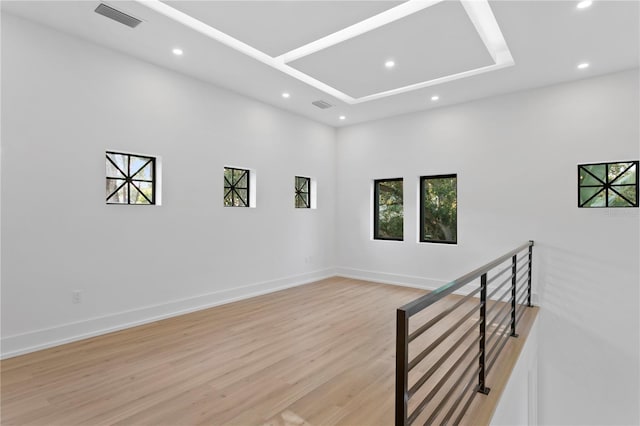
0, 14, 336, 357
491, 318, 539, 426
336, 70, 639, 425
3, 11, 639, 426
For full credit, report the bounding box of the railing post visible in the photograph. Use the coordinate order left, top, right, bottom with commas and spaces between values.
478, 273, 490, 395
510, 254, 519, 338
527, 241, 534, 307
396, 309, 408, 426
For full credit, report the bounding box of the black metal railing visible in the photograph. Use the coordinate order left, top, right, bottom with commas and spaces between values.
396, 241, 534, 425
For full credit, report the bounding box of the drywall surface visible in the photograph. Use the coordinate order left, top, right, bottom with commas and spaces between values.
491, 318, 539, 426
1, 14, 336, 357
336, 70, 639, 425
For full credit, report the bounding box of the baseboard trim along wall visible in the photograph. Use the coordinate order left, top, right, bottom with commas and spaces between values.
335, 267, 448, 291
335, 267, 539, 301
2, 268, 539, 359
1, 268, 336, 359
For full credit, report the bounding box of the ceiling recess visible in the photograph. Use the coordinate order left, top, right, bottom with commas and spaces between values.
136, 0, 514, 105
312, 100, 333, 109
95, 3, 142, 28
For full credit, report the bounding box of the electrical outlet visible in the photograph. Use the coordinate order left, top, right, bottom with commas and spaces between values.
72, 290, 81, 304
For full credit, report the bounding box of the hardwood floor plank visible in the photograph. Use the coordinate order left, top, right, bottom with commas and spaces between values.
1, 277, 537, 425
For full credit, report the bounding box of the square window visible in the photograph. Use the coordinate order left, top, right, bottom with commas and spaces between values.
295, 176, 311, 208
374, 178, 403, 240
578, 161, 638, 208
106, 151, 155, 205
420, 174, 457, 244
224, 167, 250, 207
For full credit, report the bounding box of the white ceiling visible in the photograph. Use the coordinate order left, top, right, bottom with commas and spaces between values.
2, 0, 638, 127
289, 1, 495, 98
164, 1, 402, 57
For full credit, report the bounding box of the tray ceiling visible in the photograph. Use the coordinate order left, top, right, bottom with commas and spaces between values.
2, 0, 638, 127
164, 1, 401, 57
289, 1, 495, 99
138, 0, 514, 104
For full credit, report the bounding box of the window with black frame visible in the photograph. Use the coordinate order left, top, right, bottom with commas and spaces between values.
373, 178, 403, 241
420, 174, 457, 244
578, 161, 638, 207
106, 151, 155, 205
224, 167, 250, 207
295, 176, 311, 208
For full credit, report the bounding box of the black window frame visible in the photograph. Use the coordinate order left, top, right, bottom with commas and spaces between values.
420, 174, 457, 245
224, 167, 250, 207
373, 178, 404, 241
295, 176, 311, 209
578, 161, 639, 208
106, 151, 156, 205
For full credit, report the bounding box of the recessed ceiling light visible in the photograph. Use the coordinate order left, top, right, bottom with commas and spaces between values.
141, 0, 514, 105
577, 62, 590, 69
431, 95, 440, 101
172, 48, 183, 56
576, 0, 592, 9
384, 60, 395, 69
282, 92, 290, 98
339, 115, 346, 120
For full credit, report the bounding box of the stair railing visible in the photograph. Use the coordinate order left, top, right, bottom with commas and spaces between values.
396, 241, 534, 425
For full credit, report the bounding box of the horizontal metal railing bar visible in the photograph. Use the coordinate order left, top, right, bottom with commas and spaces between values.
512, 272, 528, 296
516, 254, 529, 268
408, 322, 479, 397
486, 307, 512, 352
487, 305, 533, 375
395, 241, 534, 424
485, 303, 511, 345
516, 304, 528, 324
514, 280, 529, 306
486, 264, 512, 286
485, 286, 513, 320
515, 303, 528, 327
486, 273, 514, 301
429, 363, 482, 426
487, 328, 511, 374
408, 305, 480, 371
516, 290, 529, 310
399, 242, 533, 317
452, 374, 483, 426
516, 262, 529, 277
516, 268, 529, 284
423, 361, 481, 425
486, 328, 512, 374
486, 287, 527, 358
407, 336, 481, 421
408, 287, 481, 343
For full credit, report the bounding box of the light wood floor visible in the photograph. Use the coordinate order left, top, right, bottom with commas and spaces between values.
1, 277, 537, 425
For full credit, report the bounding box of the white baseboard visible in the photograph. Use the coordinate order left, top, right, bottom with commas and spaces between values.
335, 267, 448, 291
334, 267, 538, 302
1, 267, 537, 359
1, 268, 336, 359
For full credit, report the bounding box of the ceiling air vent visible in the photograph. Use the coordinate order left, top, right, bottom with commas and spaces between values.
95, 3, 142, 28
312, 100, 333, 109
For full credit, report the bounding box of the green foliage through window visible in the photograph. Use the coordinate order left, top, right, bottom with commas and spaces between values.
374, 179, 403, 240
420, 175, 457, 244
578, 161, 638, 207
224, 167, 250, 207
295, 176, 311, 208
106, 151, 155, 205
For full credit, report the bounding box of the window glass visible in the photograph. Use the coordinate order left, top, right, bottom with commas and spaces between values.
420, 175, 457, 244
106, 152, 155, 205
374, 179, 403, 240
